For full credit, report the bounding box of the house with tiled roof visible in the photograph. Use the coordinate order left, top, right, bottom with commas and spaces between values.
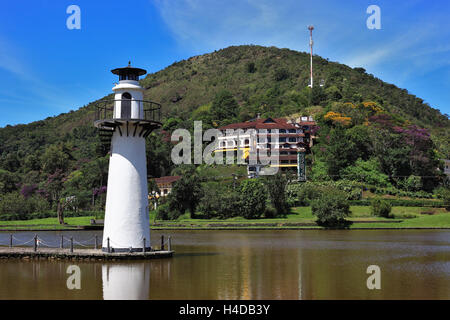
152, 176, 181, 196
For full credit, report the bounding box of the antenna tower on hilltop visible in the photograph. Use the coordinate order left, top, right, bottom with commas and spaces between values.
308, 25, 314, 88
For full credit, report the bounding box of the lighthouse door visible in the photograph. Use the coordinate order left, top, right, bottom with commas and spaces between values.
121, 92, 132, 119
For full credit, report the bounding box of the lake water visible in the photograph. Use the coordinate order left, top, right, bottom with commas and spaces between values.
0, 230, 449, 300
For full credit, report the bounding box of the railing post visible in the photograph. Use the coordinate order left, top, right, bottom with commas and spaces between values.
143, 238, 146, 253
60, 235, 64, 249
107, 237, 111, 253
95, 235, 98, 249
9, 234, 12, 248
168, 236, 171, 251
161, 235, 164, 251
70, 237, 74, 253
34, 235, 37, 252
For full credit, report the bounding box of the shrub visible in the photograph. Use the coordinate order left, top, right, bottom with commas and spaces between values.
156, 203, 171, 220
287, 180, 362, 206
443, 189, 450, 211
311, 192, 352, 228
341, 158, 391, 187
197, 189, 242, 219
0, 192, 50, 220
350, 199, 444, 207
263, 206, 277, 219
370, 198, 392, 218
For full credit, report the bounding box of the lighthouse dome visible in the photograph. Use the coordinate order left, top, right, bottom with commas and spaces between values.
111, 63, 147, 120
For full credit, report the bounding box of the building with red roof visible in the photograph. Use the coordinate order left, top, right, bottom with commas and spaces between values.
215, 116, 316, 178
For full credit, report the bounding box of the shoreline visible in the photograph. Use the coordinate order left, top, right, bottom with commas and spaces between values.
0, 226, 449, 232
0, 247, 174, 260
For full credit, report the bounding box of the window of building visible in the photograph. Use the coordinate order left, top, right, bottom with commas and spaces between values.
288, 137, 296, 142
288, 129, 296, 133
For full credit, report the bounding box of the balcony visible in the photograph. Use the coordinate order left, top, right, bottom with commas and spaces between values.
95, 99, 161, 122
94, 99, 162, 138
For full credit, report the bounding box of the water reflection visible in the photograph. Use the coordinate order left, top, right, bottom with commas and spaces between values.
102, 263, 150, 300
0, 230, 449, 299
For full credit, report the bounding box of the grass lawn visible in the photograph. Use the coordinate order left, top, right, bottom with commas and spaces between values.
0, 216, 95, 230
0, 207, 449, 230
149, 206, 450, 229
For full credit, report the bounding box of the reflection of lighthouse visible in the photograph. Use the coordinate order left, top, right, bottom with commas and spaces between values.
102, 263, 150, 300
94, 63, 161, 252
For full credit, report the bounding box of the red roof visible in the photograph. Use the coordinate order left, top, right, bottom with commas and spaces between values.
219, 117, 297, 130
154, 176, 181, 184
295, 121, 316, 126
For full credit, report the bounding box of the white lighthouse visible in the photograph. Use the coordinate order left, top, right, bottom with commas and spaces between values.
94, 63, 161, 252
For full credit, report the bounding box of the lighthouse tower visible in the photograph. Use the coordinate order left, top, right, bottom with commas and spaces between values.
94, 63, 161, 252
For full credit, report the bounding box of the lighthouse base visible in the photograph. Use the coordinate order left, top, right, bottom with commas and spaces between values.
102, 247, 152, 253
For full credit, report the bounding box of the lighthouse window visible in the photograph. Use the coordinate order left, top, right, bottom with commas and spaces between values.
119, 74, 138, 81
121, 92, 132, 119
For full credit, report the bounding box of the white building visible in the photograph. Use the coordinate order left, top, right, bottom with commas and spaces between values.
215, 117, 316, 178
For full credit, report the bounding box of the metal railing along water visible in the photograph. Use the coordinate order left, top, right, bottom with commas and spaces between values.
0, 234, 171, 253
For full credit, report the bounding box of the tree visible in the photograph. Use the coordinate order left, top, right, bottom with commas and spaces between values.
45, 169, 67, 224
262, 172, 290, 217
41, 144, 70, 175
197, 184, 241, 219
341, 158, 391, 187
324, 126, 357, 179
311, 192, 352, 228
239, 179, 267, 219
0, 169, 19, 194
168, 167, 203, 218
246, 62, 256, 73
39, 144, 74, 224
210, 90, 239, 122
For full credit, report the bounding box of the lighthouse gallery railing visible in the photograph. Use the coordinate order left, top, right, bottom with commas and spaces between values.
94, 99, 162, 123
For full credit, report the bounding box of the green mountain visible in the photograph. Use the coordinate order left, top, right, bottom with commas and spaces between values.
0, 45, 448, 219
1, 45, 448, 154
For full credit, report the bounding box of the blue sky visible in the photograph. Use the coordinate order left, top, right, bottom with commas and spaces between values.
0, 0, 449, 127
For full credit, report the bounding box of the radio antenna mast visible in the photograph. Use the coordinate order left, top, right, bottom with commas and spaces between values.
308, 25, 314, 88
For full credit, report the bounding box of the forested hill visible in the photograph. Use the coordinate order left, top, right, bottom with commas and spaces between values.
0, 45, 449, 187
1, 45, 448, 154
